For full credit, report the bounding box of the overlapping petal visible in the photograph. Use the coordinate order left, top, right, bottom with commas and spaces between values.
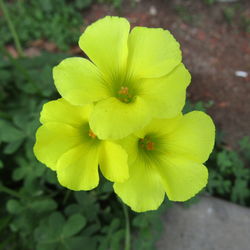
135, 114, 183, 139
140, 63, 191, 119
99, 141, 129, 183
127, 26, 182, 79
57, 143, 100, 191
114, 158, 165, 212
53, 57, 108, 106
40, 98, 91, 127
157, 156, 208, 201
89, 96, 151, 140
166, 111, 215, 163
34, 98, 129, 189
34, 123, 83, 170
114, 111, 215, 211
79, 16, 130, 78
119, 135, 139, 164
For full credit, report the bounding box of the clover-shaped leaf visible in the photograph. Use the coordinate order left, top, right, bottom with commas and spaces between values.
62, 213, 86, 238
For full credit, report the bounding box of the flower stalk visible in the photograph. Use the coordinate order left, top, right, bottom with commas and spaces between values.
0, 184, 27, 200
122, 202, 131, 250
0, 0, 24, 57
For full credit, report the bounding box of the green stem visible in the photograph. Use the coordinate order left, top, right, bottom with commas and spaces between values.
63, 190, 71, 205
0, 0, 24, 57
0, 185, 26, 200
122, 202, 131, 250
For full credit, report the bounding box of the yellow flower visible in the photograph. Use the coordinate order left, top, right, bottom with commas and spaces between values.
33, 99, 129, 190
114, 111, 215, 212
53, 16, 190, 140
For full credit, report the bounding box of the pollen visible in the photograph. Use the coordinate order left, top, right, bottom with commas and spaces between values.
117, 86, 133, 103
88, 129, 97, 139
146, 141, 154, 151
139, 137, 155, 151
118, 86, 129, 95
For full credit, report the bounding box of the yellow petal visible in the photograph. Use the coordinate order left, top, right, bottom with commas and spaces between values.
119, 135, 139, 165
79, 16, 130, 78
34, 123, 83, 170
157, 156, 208, 201
40, 99, 92, 127
140, 63, 191, 119
167, 111, 215, 163
53, 57, 108, 105
135, 114, 183, 139
114, 158, 165, 212
89, 96, 151, 140
127, 27, 181, 79
57, 143, 100, 191
99, 141, 129, 183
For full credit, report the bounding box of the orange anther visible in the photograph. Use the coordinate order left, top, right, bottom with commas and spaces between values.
88, 130, 96, 139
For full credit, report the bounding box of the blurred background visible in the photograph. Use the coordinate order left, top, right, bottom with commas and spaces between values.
0, 0, 249, 249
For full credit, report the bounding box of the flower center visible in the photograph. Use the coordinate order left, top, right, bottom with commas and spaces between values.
139, 136, 155, 151
88, 129, 97, 139
117, 86, 133, 103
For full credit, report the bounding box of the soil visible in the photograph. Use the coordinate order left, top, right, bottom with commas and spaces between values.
83, 0, 250, 147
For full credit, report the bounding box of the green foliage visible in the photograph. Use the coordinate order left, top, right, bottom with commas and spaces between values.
206, 136, 250, 206
0, 0, 93, 50
183, 100, 214, 113
174, 5, 200, 24
203, 0, 216, 5
0, 48, 168, 249
132, 204, 170, 250
97, 0, 123, 8
241, 16, 250, 33
223, 7, 236, 24
221, 3, 250, 32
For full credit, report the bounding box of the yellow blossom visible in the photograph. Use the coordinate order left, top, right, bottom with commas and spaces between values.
34, 99, 129, 190
114, 111, 215, 212
53, 16, 190, 140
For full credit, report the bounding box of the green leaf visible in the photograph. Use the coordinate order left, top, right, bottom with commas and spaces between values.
6, 199, 23, 214
36, 243, 57, 250
29, 198, 57, 213
3, 139, 23, 154
74, 192, 99, 221
239, 136, 250, 151
64, 204, 81, 216
75, 0, 92, 9
44, 169, 58, 184
62, 214, 86, 238
217, 150, 232, 172
231, 179, 250, 205
65, 236, 97, 250
48, 212, 65, 238
0, 215, 11, 231
0, 120, 25, 142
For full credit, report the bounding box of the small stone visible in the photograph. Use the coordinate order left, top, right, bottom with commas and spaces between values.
235, 71, 248, 78
149, 6, 157, 16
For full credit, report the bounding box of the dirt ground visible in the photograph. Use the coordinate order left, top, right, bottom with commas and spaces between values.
83, 0, 250, 147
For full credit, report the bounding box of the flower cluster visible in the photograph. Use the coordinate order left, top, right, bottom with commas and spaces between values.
34, 16, 215, 212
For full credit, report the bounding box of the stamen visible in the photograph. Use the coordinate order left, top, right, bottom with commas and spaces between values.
146, 141, 154, 151
117, 86, 133, 103
118, 86, 129, 95
139, 137, 155, 151
88, 129, 96, 139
